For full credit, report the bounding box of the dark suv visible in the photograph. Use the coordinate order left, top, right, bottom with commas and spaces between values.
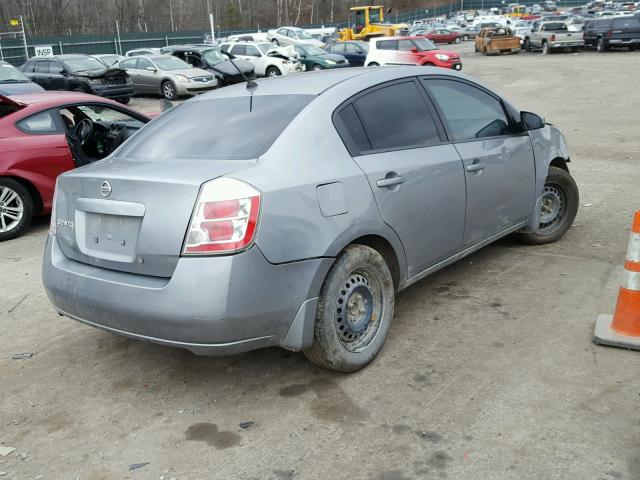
584, 16, 640, 51
20, 54, 133, 103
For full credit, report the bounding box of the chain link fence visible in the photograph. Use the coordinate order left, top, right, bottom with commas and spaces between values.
0, 0, 589, 66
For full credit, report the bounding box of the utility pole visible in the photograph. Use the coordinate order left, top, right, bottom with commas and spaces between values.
20, 15, 28, 60
209, 13, 215, 43
115, 20, 122, 55
169, 0, 175, 31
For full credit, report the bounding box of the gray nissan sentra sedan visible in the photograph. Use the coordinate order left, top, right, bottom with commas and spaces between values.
43, 67, 579, 372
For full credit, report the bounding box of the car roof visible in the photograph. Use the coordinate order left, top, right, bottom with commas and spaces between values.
195, 66, 475, 99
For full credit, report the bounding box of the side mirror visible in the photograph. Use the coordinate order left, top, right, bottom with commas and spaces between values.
146, 66, 157, 72
521, 111, 545, 130
60, 69, 68, 76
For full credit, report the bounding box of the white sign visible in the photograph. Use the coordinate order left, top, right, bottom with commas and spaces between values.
34, 45, 54, 57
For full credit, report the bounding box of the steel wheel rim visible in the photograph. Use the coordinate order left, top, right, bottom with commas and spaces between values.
163, 83, 174, 98
268, 69, 278, 77
0, 186, 24, 233
536, 183, 566, 234
313, 65, 322, 71
334, 267, 384, 353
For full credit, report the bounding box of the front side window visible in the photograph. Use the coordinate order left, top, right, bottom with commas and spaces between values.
425, 79, 511, 140
121, 58, 138, 69
137, 58, 153, 70
17, 111, 60, 134
231, 45, 247, 56
353, 81, 440, 152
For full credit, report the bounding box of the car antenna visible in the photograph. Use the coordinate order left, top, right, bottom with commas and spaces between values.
224, 51, 258, 111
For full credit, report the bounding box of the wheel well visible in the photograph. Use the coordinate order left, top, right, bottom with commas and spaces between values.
3, 175, 43, 215
349, 235, 401, 290
550, 157, 570, 173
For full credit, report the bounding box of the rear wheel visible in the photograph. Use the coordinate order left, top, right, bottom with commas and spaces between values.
423, 62, 436, 66
303, 245, 395, 372
367, 61, 379, 66
454, 36, 461, 44
515, 166, 579, 245
265, 66, 281, 77
463, 34, 469, 41
0, 178, 34, 242
161, 80, 178, 100
597, 37, 607, 52
542, 42, 550, 54
629, 45, 636, 52
524, 38, 531, 51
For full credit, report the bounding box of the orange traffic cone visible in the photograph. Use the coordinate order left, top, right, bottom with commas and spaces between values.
594, 210, 640, 349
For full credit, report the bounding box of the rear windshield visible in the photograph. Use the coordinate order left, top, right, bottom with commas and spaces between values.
116, 94, 314, 160
613, 17, 640, 28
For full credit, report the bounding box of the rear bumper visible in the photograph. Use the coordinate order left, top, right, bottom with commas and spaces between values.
43, 235, 332, 355
550, 42, 584, 48
91, 84, 134, 99
608, 38, 640, 45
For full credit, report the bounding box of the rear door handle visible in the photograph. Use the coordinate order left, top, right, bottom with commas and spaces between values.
376, 175, 404, 188
465, 162, 487, 172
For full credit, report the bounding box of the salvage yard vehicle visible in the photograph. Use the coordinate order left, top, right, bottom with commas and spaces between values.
0, 92, 149, 240
163, 45, 256, 86
583, 16, 640, 51
125, 48, 162, 57
219, 42, 303, 77
20, 55, 133, 104
366, 37, 462, 69
526, 21, 584, 53
91, 54, 124, 67
294, 44, 350, 70
42, 67, 578, 372
459, 25, 482, 41
0, 60, 44, 95
418, 28, 462, 44
475, 27, 522, 54
118, 55, 217, 100
325, 41, 369, 66
267, 26, 326, 48
339, 5, 410, 41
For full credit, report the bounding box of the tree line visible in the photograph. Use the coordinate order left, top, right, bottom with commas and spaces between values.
0, 0, 437, 37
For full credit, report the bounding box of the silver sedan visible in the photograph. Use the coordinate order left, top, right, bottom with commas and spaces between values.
267, 26, 326, 48
118, 55, 217, 100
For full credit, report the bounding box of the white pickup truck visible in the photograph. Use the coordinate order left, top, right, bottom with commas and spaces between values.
525, 21, 584, 53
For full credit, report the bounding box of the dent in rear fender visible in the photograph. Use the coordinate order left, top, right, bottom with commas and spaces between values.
528, 125, 570, 197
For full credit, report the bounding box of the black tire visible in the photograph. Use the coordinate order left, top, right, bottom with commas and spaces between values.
454, 36, 461, 44
303, 244, 395, 372
116, 96, 131, 105
474, 44, 480, 52
424, 62, 436, 66
0, 178, 34, 242
597, 37, 607, 53
515, 166, 579, 245
524, 38, 531, 51
367, 62, 379, 66
463, 34, 469, 41
271, 38, 280, 46
161, 80, 178, 100
629, 46, 636, 52
542, 42, 550, 55
265, 66, 281, 77
312, 64, 323, 71
72, 86, 88, 93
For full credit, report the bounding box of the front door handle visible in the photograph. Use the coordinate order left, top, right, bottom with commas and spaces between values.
465, 162, 487, 172
376, 175, 404, 188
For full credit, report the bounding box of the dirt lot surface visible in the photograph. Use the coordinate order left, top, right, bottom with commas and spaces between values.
2, 44, 640, 480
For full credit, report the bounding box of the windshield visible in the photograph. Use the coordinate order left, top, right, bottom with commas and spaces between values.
258, 43, 272, 54
0, 63, 30, 82
370, 8, 382, 23
202, 49, 227, 65
97, 55, 120, 66
77, 105, 145, 127
154, 56, 191, 71
116, 94, 314, 160
295, 29, 313, 39
614, 17, 640, 28
413, 38, 438, 51
301, 45, 327, 56
65, 57, 107, 73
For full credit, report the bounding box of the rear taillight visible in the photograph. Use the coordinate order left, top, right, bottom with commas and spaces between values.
183, 178, 261, 255
49, 179, 59, 236
608, 30, 613, 38
550, 34, 556, 41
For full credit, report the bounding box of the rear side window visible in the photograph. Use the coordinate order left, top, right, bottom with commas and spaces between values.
351, 81, 440, 152
377, 40, 398, 50
121, 58, 138, 69
335, 104, 370, 153
17, 111, 60, 133
231, 45, 247, 55
425, 79, 511, 141
613, 17, 640, 28
116, 94, 314, 160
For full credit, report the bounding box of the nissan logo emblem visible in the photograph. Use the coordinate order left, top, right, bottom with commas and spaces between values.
100, 181, 112, 197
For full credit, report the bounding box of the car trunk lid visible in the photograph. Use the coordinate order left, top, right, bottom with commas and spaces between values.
54, 158, 256, 277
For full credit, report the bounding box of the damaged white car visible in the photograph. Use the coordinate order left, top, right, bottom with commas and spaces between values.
220, 42, 304, 77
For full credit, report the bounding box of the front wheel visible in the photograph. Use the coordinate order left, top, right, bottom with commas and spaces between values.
303, 245, 395, 372
161, 80, 178, 100
524, 38, 531, 51
265, 66, 281, 77
454, 36, 461, 44
463, 34, 469, 41
515, 166, 579, 245
0, 178, 34, 242
116, 96, 131, 105
367, 61, 379, 66
312, 64, 323, 71
271, 38, 280, 46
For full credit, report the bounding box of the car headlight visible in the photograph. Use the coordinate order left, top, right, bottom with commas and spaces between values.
88, 77, 103, 84
175, 74, 189, 82
435, 54, 450, 61
325, 59, 336, 65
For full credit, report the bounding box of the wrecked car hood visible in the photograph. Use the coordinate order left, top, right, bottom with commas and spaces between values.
267, 45, 300, 60
209, 59, 255, 76
74, 67, 128, 78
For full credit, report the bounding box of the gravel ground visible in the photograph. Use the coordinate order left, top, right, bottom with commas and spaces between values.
1, 43, 640, 480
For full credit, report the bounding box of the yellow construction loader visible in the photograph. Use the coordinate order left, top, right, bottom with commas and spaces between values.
339, 6, 409, 41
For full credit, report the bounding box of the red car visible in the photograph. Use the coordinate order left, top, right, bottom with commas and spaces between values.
367, 37, 462, 70
418, 28, 462, 44
0, 92, 150, 240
